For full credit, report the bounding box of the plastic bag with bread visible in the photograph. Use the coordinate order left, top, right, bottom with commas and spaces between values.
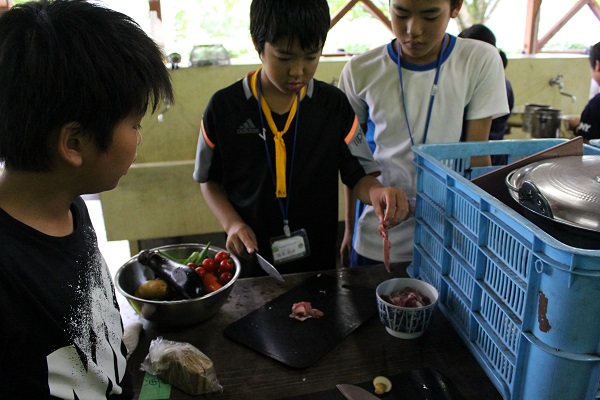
140, 337, 222, 395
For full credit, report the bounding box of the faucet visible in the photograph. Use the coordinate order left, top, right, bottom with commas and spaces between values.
549, 74, 577, 102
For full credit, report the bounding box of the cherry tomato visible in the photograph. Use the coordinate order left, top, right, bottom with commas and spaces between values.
194, 266, 206, 278
219, 258, 234, 272
201, 257, 218, 272
218, 271, 233, 285
207, 282, 222, 293
202, 273, 223, 292
187, 262, 198, 269
214, 251, 230, 263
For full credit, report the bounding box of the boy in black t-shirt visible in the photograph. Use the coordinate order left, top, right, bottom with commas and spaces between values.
194, 0, 409, 277
577, 41, 600, 142
0, 1, 173, 398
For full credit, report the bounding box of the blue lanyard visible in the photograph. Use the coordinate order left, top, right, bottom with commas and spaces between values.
397, 34, 447, 145
256, 72, 301, 237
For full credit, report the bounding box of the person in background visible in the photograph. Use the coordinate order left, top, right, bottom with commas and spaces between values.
0, 0, 12, 13
576, 41, 600, 142
459, 23, 514, 164
590, 73, 600, 100
0, 0, 174, 398
194, 0, 409, 278
338, 0, 508, 268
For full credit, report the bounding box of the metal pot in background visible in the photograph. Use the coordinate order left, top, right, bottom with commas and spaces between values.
189, 44, 231, 67
531, 108, 562, 138
522, 104, 550, 133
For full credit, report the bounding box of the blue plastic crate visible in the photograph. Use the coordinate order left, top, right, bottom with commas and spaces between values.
409, 139, 600, 400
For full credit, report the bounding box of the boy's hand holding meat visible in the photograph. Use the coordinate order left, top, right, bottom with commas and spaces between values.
352, 176, 410, 229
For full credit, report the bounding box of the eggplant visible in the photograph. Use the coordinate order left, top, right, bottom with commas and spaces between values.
137, 250, 206, 299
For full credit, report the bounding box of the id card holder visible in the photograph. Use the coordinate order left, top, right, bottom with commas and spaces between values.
269, 228, 310, 265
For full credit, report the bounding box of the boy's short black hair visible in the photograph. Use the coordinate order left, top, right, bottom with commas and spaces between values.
390, 0, 462, 12
458, 24, 496, 47
0, 0, 174, 171
499, 49, 508, 69
589, 42, 600, 69
250, 0, 330, 55
459, 24, 507, 69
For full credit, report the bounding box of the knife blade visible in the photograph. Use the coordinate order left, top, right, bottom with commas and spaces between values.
256, 252, 284, 282
336, 384, 380, 400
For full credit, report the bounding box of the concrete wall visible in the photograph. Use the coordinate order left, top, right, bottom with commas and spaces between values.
100, 55, 591, 246
506, 54, 590, 116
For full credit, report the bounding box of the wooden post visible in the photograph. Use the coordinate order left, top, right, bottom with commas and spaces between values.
523, 0, 542, 54
149, 0, 161, 21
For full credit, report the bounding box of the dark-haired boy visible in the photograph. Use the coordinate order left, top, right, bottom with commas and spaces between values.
338, 0, 509, 267
194, 0, 409, 277
459, 23, 514, 164
577, 41, 600, 142
0, 0, 173, 398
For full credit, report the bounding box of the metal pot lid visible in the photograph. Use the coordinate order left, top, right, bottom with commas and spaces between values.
506, 155, 600, 232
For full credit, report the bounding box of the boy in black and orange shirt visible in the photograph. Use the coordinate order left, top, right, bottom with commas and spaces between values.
194, 0, 409, 277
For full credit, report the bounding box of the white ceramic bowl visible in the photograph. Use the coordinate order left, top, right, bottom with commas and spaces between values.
115, 243, 240, 327
376, 278, 439, 339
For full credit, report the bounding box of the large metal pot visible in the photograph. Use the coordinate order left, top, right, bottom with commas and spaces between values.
531, 108, 561, 138
505, 155, 600, 248
522, 103, 550, 133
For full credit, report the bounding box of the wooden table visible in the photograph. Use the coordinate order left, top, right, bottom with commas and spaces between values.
124, 264, 502, 399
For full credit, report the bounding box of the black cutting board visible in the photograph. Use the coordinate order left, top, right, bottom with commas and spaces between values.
281, 368, 466, 399
223, 274, 377, 369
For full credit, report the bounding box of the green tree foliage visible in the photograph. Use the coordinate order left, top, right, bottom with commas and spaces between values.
456, 0, 501, 30
168, 0, 390, 59
328, 0, 389, 20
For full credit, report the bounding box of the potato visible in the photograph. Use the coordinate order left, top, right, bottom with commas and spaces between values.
135, 278, 172, 300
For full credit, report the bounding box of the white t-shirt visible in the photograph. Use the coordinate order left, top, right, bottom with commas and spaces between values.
339, 34, 509, 263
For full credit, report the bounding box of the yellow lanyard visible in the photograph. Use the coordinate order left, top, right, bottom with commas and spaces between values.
250, 68, 306, 198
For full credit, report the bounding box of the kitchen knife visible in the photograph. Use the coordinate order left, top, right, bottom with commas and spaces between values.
336, 384, 380, 400
256, 252, 284, 282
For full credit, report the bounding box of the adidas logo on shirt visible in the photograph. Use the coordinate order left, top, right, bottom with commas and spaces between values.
237, 119, 260, 134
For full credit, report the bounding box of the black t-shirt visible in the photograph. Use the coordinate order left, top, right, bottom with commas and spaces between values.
0, 197, 133, 399
196, 74, 375, 276
578, 92, 600, 140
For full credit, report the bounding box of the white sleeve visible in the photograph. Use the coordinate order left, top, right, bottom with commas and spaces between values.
338, 60, 369, 126
465, 44, 510, 121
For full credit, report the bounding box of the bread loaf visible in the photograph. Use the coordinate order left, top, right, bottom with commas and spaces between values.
155, 345, 216, 395
141, 337, 222, 395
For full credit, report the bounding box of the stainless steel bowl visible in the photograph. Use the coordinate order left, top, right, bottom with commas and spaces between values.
115, 243, 240, 327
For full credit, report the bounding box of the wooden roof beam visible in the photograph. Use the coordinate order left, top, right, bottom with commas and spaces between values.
537, 0, 588, 50
330, 0, 360, 29
360, 0, 392, 31
588, 0, 600, 20
330, 0, 391, 32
